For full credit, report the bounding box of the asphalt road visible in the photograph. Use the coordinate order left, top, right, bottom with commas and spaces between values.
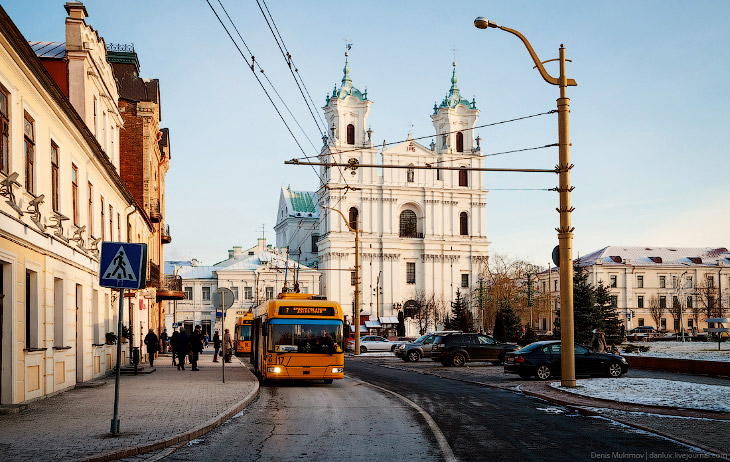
345, 359, 726, 461
155, 377, 439, 462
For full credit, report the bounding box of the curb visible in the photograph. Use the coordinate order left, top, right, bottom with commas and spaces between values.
75, 370, 260, 462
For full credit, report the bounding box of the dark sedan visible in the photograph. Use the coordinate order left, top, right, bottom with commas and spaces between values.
504, 340, 628, 380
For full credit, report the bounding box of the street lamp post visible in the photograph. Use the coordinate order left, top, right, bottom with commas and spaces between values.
324, 206, 361, 355
475, 17, 578, 387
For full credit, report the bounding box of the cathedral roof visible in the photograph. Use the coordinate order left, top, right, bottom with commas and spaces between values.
326, 52, 368, 104
434, 63, 476, 114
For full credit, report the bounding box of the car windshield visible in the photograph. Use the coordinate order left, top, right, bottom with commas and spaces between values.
268, 320, 343, 354
412, 334, 429, 344
515, 343, 544, 353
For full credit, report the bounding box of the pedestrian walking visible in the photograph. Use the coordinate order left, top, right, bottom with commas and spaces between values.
223, 328, 233, 363
170, 329, 179, 366
144, 329, 159, 367
591, 327, 607, 353
176, 328, 189, 371
204, 333, 209, 348
190, 325, 204, 371
160, 328, 169, 354
212, 330, 221, 362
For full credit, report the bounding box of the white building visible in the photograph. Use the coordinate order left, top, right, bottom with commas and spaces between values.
167, 239, 321, 336
274, 186, 320, 268
317, 55, 490, 334
536, 246, 730, 333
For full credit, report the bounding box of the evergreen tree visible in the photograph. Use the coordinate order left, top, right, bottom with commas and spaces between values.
519, 326, 538, 346
447, 289, 475, 332
500, 302, 523, 342
493, 309, 506, 342
397, 311, 406, 337
573, 264, 623, 345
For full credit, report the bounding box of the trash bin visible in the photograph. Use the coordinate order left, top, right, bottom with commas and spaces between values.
132, 347, 140, 365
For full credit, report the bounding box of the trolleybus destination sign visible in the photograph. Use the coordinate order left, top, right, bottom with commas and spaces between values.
278, 306, 335, 316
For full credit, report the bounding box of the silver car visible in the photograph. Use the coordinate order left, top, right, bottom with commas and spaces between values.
396, 331, 461, 362
348, 335, 400, 353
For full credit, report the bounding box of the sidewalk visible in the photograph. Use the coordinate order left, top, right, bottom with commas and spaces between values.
0, 349, 259, 462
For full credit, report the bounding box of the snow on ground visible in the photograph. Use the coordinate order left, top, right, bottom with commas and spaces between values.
551, 378, 730, 412
622, 341, 730, 362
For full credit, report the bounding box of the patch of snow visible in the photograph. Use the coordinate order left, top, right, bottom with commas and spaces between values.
551, 378, 730, 412
623, 341, 730, 362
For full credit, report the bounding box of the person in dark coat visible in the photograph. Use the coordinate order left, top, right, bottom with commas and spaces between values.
212, 330, 221, 362
175, 329, 189, 371
189, 325, 204, 371
144, 329, 159, 367
170, 329, 179, 366
160, 329, 169, 354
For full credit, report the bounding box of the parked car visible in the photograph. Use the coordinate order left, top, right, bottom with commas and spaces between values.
346, 335, 401, 353
504, 340, 629, 380
626, 326, 660, 341
395, 331, 461, 362
431, 332, 519, 366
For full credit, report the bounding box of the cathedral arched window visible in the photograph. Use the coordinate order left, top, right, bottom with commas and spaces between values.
458, 167, 468, 187
459, 212, 469, 236
456, 132, 464, 152
407, 164, 415, 183
348, 207, 359, 230
399, 210, 418, 238
346, 124, 355, 145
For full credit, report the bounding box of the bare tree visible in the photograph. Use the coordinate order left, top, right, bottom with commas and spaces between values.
696, 279, 722, 320
668, 295, 685, 332
649, 295, 664, 329
412, 289, 446, 335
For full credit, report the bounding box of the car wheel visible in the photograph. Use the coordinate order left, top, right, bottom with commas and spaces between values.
360, 346, 367, 354
323, 379, 334, 384
451, 353, 466, 367
407, 351, 421, 362
536, 365, 552, 381
607, 361, 624, 378
391, 345, 397, 352
518, 371, 532, 380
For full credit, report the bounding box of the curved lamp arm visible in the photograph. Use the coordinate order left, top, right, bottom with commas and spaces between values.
323, 206, 355, 233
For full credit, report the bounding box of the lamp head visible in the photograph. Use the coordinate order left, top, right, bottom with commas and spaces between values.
474, 17, 498, 29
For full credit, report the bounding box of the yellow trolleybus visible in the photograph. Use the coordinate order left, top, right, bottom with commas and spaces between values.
235, 312, 254, 356
251, 293, 344, 384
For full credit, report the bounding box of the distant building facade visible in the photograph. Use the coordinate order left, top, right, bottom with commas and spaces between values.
536, 246, 730, 334
316, 56, 490, 335
274, 186, 320, 268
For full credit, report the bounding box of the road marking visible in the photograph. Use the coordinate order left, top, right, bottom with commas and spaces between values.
349, 376, 457, 462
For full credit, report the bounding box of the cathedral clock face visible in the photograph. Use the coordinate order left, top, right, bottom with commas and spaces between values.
348, 158, 359, 175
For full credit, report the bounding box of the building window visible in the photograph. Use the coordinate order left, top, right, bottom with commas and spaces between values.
458, 167, 468, 187
100, 197, 105, 240
687, 296, 693, 309
0, 84, 9, 174
688, 318, 693, 328
436, 169, 441, 181
301, 286, 309, 294
311, 234, 319, 253
51, 142, 60, 211
346, 124, 355, 145
459, 212, 468, 236
554, 280, 558, 291
659, 296, 666, 309
87, 183, 93, 236
244, 287, 253, 299
201, 287, 211, 301
348, 207, 359, 230
659, 276, 666, 288
685, 276, 693, 289
54, 278, 64, 346
25, 270, 39, 349
232, 287, 239, 301
407, 164, 415, 182
707, 275, 715, 288
399, 210, 418, 237
93, 96, 97, 135
637, 296, 644, 308
24, 112, 35, 193
184, 286, 192, 300
456, 131, 464, 152
461, 274, 469, 288
660, 318, 666, 330
265, 286, 274, 299
610, 295, 618, 308
406, 262, 416, 284
71, 164, 79, 225
637, 275, 644, 288
117, 212, 121, 241
109, 204, 113, 240
351, 271, 356, 286
609, 275, 617, 288
638, 318, 645, 327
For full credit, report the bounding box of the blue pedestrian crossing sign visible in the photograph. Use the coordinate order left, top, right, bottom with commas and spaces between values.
99, 242, 147, 289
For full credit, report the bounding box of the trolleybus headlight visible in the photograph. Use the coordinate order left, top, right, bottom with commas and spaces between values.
267, 367, 282, 373
331, 367, 344, 373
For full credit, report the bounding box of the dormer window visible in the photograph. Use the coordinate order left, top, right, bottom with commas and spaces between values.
456, 131, 464, 152
346, 124, 355, 145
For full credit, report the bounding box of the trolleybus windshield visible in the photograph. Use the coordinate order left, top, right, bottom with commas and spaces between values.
269, 319, 343, 354
237, 323, 251, 342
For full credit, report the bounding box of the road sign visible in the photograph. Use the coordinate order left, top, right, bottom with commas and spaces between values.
99, 242, 147, 290
552, 245, 560, 267
212, 287, 235, 311
172, 323, 178, 328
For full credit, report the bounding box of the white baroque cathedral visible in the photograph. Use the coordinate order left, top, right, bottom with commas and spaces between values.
308, 53, 491, 330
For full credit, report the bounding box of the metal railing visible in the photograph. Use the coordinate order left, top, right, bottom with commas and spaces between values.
148, 261, 160, 288
161, 274, 182, 292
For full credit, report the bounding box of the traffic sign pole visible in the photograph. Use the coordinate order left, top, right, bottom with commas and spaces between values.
222, 292, 226, 384
111, 286, 123, 435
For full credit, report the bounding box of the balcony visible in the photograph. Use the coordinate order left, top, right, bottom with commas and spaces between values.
147, 261, 160, 288
156, 274, 186, 301
149, 200, 161, 223
161, 224, 172, 244
399, 232, 424, 239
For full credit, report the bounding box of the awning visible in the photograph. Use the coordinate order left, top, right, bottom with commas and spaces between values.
365, 320, 382, 328
379, 316, 399, 324
350, 325, 368, 333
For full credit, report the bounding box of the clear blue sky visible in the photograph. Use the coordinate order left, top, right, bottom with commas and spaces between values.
6, 1, 730, 266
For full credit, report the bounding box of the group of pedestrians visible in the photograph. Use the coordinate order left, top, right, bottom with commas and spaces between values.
212, 329, 234, 363
143, 326, 234, 370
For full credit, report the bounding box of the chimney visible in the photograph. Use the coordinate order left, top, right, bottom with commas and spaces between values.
228, 249, 233, 259
233, 246, 242, 258
191, 258, 199, 267
65, 2, 88, 20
